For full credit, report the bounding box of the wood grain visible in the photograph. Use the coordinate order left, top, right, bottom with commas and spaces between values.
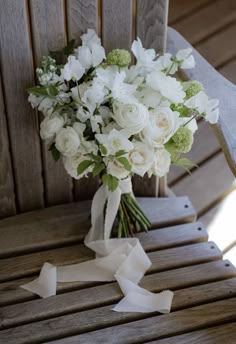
29, 0, 73, 206
0, 196, 196, 258
220, 58, 236, 85
0, 0, 44, 212
44, 297, 236, 343
168, 0, 211, 24
1, 278, 236, 343
0, 72, 16, 218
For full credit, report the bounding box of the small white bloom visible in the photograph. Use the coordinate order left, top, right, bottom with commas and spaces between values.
149, 149, 171, 177
77, 107, 92, 122
176, 48, 195, 69
128, 141, 155, 177
63, 154, 93, 179
155, 53, 178, 74
131, 38, 156, 74
147, 71, 185, 104
55, 127, 80, 156
113, 102, 149, 136
185, 91, 219, 124
62, 56, 85, 81
90, 115, 104, 133
137, 86, 161, 109
38, 98, 55, 116
81, 29, 101, 49
141, 107, 180, 147
180, 117, 198, 133
107, 160, 130, 180
96, 129, 133, 155
40, 113, 65, 140
73, 122, 86, 138
28, 94, 42, 108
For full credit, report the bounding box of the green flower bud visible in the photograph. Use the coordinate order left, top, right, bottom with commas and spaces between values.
107, 49, 131, 67
171, 127, 193, 153
184, 81, 203, 99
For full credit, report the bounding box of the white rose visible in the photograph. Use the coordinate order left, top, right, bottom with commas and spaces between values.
63, 154, 93, 179
149, 149, 171, 177
141, 107, 180, 148
107, 160, 130, 180
55, 127, 80, 156
40, 113, 65, 140
128, 141, 155, 177
113, 102, 149, 136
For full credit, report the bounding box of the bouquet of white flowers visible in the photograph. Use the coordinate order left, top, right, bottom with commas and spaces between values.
27, 29, 219, 239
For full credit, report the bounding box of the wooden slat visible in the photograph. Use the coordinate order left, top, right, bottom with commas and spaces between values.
43, 298, 236, 343
172, 153, 235, 215
66, 0, 100, 201
173, 0, 236, 45
29, 0, 73, 206
168, 120, 220, 185
0, 0, 44, 212
1, 237, 217, 283
102, 0, 132, 52
168, 0, 211, 24
196, 22, 236, 68
0, 197, 196, 258
149, 322, 236, 344
220, 58, 236, 85
1, 278, 236, 343
0, 72, 16, 218
137, 0, 168, 53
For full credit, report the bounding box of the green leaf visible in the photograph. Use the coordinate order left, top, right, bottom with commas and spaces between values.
63, 39, 76, 56
46, 85, 59, 97
117, 157, 132, 172
26, 86, 48, 97
173, 157, 198, 174
77, 160, 94, 176
102, 174, 119, 192
92, 162, 105, 177
48, 143, 60, 161
100, 144, 108, 155
85, 153, 102, 162
115, 150, 127, 157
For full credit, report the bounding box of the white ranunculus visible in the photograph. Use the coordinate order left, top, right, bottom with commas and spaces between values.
149, 149, 171, 177
176, 48, 195, 69
107, 160, 130, 180
96, 129, 133, 155
128, 141, 155, 177
63, 154, 93, 179
141, 107, 180, 148
40, 113, 65, 140
62, 56, 85, 81
146, 71, 186, 104
185, 91, 219, 124
55, 127, 80, 156
113, 102, 149, 136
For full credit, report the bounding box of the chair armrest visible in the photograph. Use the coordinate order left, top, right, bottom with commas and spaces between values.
167, 27, 236, 177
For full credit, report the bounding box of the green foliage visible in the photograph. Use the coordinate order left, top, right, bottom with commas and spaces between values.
27, 84, 59, 98
102, 174, 119, 192
92, 162, 105, 177
49, 143, 60, 161
117, 157, 132, 171
115, 150, 127, 157
62, 39, 76, 56
173, 156, 198, 174
99, 144, 108, 155
77, 160, 94, 176
171, 104, 191, 117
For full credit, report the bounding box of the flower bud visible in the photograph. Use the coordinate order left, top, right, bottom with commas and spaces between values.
184, 81, 203, 99
107, 49, 131, 67
171, 126, 193, 153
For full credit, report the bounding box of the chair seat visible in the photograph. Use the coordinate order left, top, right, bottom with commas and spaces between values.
0, 197, 236, 343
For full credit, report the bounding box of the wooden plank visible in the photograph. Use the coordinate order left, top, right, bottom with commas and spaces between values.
172, 153, 235, 215
43, 298, 236, 343
1, 278, 236, 343
29, 0, 73, 206
168, 120, 220, 186
137, 0, 168, 53
0, 197, 196, 258
0, 239, 218, 283
0, 72, 16, 218
149, 322, 236, 344
173, 0, 236, 45
0, 0, 44, 211
225, 245, 236, 267
66, 0, 100, 201
196, 22, 236, 68
168, 0, 211, 24
102, 0, 132, 52
220, 58, 236, 85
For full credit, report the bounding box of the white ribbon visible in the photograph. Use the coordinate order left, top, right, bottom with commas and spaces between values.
21, 178, 174, 313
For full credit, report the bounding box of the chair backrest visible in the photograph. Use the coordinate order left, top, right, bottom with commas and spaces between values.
0, 0, 169, 219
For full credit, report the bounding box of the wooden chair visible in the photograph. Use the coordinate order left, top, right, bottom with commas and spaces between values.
0, 1, 236, 343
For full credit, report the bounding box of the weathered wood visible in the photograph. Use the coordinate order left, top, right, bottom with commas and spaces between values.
1, 278, 236, 343
149, 322, 236, 344
172, 153, 234, 215
0, 197, 196, 258
44, 298, 236, 343
168, 0, 211, 24
29, 0, 74, 206
137, 0, 168, 53
168, 27, 236, 177
0, 0, 44, 211
102, 0, 132, 52
0, 72, 16, 218
173, 0, 236, 45
168, 120, 220, 186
